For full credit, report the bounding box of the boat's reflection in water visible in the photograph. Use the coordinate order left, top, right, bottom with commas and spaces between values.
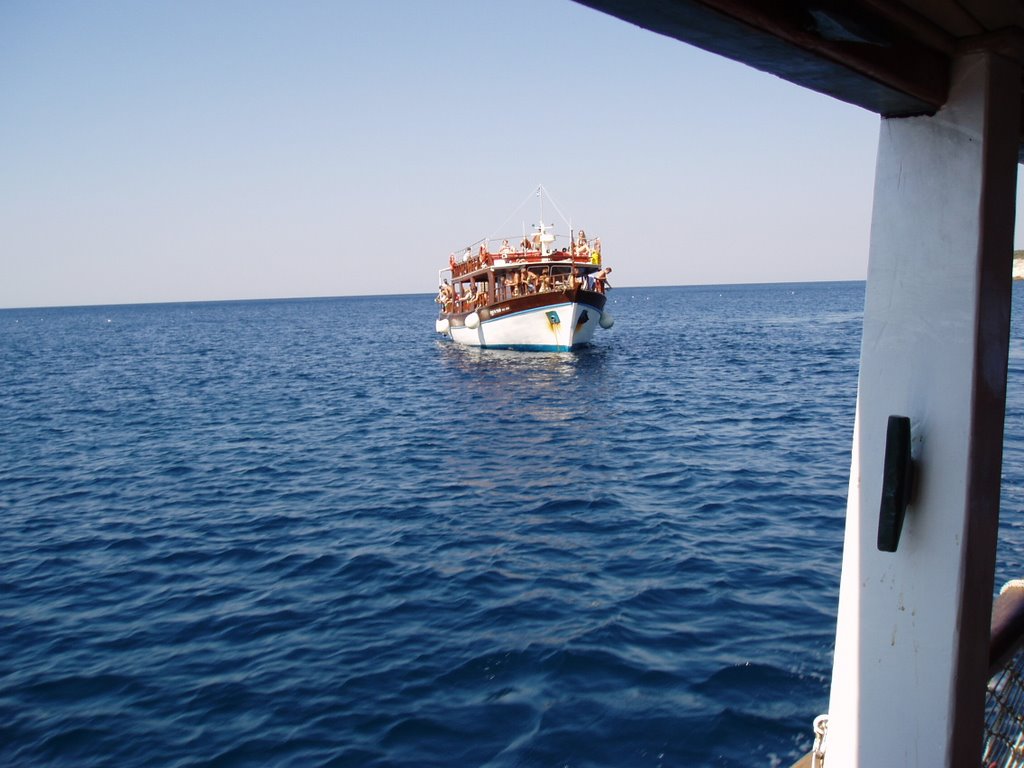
435, 341, 611, 424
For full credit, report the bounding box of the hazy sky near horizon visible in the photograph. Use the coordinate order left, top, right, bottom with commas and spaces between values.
3, 0, 1022, 309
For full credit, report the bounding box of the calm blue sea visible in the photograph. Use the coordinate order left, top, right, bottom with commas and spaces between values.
4, 281, 1024, 768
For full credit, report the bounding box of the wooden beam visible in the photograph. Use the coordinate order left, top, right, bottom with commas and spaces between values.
576, 0, 950, 115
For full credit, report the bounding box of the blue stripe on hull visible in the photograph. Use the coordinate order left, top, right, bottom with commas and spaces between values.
479, 344, 582, 352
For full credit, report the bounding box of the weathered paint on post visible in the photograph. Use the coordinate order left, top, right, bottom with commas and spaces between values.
825, 51, 1020, 766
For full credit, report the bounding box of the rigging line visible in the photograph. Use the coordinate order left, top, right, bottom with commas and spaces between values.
488, 186, 544, 242
447, 236, 492, 255
538, 185, 572, 230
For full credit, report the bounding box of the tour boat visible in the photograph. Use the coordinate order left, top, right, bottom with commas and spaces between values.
434, 192, 615, 352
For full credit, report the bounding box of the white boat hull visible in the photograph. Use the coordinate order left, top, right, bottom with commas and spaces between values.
445, 299, 604, 351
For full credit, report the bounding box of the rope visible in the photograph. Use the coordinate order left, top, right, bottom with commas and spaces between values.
539, 185, 573, 230
485, 184, 575, 243
487, 186, 546, 242
811, 714, 828, 768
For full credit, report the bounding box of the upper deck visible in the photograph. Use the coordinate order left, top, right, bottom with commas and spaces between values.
448, 239, 602, 281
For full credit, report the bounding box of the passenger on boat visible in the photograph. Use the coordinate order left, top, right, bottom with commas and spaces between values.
593, 267, 613, 294
438, 287, 453, 312
537, 270, 551, 293
499, 240, 513, 256
575, 231, 589, 261
460, 286, 476, 311
506, 271, 521, 297
437, 281, 454, 309
522, 268, 539, 294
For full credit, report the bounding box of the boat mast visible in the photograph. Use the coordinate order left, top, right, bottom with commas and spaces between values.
538, 186, 546, 258
536, 185, 555, 259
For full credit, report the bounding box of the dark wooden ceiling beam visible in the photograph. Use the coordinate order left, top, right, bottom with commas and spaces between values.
576, 0, 951, 116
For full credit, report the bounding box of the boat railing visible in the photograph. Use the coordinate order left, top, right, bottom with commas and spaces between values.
450, 246, 600, 278
982, 580, 1024, 767
441, 280, 603, 316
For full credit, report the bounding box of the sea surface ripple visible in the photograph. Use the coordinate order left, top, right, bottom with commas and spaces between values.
5, 282, 1024, 767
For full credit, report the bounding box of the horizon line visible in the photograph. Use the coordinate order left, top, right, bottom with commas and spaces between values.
0, 277, 869, 312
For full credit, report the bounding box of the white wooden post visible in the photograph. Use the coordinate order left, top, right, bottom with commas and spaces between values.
824, 51, 1020, 766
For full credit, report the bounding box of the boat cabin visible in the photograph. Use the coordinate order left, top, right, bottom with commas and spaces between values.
439, 229, 608, 317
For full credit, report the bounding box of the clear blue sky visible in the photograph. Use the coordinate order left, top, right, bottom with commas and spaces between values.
2, 0, 1022, 309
